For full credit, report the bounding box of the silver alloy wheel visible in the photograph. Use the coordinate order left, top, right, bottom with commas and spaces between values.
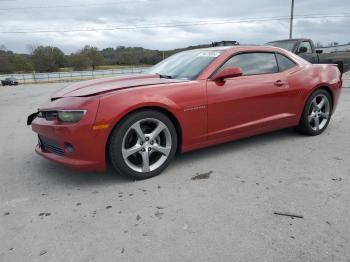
308, 94, 330, 131
121, 118, 172, 173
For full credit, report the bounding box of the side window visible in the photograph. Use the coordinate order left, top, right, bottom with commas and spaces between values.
220, 52, 278, 75
276, 53, 296, 72
299, 41, 312, 53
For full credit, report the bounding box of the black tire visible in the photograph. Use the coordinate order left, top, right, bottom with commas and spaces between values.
108, 109, 178, 180
336, 61, 344, 75
297, 89, 333, 136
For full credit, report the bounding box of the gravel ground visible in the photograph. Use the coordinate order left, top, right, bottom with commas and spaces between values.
0, 82, 350, 262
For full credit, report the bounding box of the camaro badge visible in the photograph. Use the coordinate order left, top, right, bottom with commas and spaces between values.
184, 105, 206, 112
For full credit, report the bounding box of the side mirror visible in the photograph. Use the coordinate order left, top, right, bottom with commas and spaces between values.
316, 49, 323, 54
298, 46, 308, 54
212, 67, 243, 81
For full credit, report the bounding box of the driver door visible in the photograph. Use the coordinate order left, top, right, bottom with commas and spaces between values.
207, 52, 295, 140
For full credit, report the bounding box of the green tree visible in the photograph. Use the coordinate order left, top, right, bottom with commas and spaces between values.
80, 45, 104, 70
100, 47, 115, 65
0, 50, 14, 73
13, 55, 34, 72
68, 53, 92, 71
32, 46, 65, 72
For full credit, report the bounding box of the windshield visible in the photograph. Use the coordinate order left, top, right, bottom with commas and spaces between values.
147, 50, 222, 80
266, 40, 297, 52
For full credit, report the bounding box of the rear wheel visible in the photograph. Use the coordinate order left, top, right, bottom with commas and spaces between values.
108, 110, 177, 179
297, 89, 332, 135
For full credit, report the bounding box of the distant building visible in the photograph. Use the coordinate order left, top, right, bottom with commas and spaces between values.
317, 43, 350, 53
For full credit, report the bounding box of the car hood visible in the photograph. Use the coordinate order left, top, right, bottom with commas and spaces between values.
51, 74, 189, 99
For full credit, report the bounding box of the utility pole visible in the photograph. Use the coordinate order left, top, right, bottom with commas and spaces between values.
289, 0, 294, 39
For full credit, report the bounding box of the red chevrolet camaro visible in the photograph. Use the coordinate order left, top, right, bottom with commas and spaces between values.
28, 46, 342, 179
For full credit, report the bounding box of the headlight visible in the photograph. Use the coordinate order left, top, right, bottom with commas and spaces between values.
57, 110, 87, 123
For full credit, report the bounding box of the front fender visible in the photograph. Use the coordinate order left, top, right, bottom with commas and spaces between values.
95, 93, 182, 128
94, 82, 208, 154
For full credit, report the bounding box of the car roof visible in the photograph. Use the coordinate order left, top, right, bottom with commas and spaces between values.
198, 46, 238, 51
267, 38, 310, 43
198, 45, 288, 53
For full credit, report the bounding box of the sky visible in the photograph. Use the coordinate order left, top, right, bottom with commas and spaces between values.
0, 0, 349, 54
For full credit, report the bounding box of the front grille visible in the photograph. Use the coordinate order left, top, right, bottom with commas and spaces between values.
39, 135, 64, 156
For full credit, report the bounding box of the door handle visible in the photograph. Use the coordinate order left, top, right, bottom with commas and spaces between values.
274, 80, 288, 86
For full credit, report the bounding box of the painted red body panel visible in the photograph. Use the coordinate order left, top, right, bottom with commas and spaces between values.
31, 46, 342, 171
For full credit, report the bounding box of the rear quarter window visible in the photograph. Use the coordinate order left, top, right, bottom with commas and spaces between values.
276, 53, 297, 72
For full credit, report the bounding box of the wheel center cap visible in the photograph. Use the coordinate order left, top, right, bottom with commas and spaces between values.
142, 141, 152, 148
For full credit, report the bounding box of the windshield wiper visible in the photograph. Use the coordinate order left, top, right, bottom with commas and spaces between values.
157, 73, 172, 79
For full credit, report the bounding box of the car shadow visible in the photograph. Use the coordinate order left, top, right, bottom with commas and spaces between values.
172, 128, 303, 167
32, 159, 131, 187
32, 128, 304, 186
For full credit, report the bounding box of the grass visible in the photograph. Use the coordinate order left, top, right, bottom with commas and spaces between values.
58, 64, 150, 72
96, 64, 150, 70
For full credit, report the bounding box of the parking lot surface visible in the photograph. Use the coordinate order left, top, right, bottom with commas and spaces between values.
1, 82, 350, 262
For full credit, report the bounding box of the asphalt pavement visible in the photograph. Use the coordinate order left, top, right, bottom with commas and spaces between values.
0, 81, 349, 262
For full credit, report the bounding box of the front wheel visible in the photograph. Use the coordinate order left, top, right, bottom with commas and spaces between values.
297, 89, 332, 136
108, 110, 178, 179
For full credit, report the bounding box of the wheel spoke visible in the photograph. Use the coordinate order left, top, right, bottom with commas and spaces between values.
312, 99, 318, 109
320, 112, 329, 119
314, 116, 320, 131
153, 144, 171, 156
308, 113, 315, 123
141, 152, 150, 172
132, 121, 146, 141
122, 144, 142, 158
149, 122, 166, 140
317, 97, 326, 110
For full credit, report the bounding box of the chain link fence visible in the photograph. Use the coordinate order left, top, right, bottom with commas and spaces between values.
0, 66, 150, 84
